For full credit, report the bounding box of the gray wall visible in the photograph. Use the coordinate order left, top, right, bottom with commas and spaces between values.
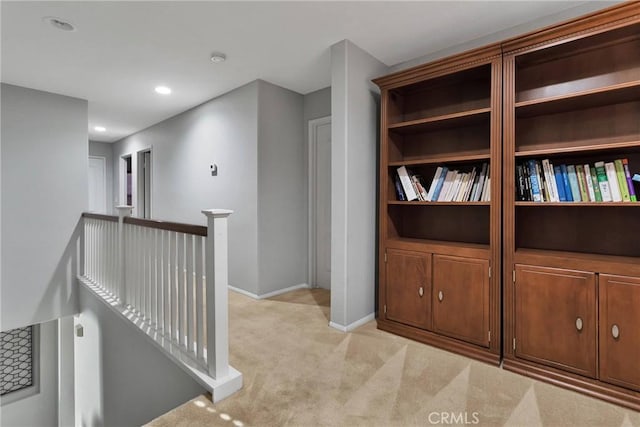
257, 81, 306, 295
74, 286, 204, 427
330, 41, 388, 328
0, 321, 59, 427
112, 81, 260, 294
1, 83, 87, 330
389, 2, 617, 73
89, 141, 115, 215
112, 80, 308, 296
303, 87, 331, 136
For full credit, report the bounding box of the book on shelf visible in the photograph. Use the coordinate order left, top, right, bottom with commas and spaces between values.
595, 162, 613, 202
566, 165, 581, 202
426, 166, 444, 201
623, 159, 637, 202
516, 158, 638, 204
576, 165, 589, 202
397, 166, 419, 201
614, 159, 631, 202
604, 162, 622, 202
394, 174, 406, 201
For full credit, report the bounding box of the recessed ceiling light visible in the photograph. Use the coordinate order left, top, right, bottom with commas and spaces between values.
155, 86, 172, 95
94, 126, 106, 132
210, 53, 226, 63
43, 16, 76, 32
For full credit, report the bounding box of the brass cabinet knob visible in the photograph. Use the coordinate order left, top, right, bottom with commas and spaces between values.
575, 317, 583, 332
418, 286, 424, 297
438, 291, 444, 302
612, 324, 620, 339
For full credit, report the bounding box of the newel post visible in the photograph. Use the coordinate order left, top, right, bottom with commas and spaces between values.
202, 208, 233, 379
116, 205, 133, 306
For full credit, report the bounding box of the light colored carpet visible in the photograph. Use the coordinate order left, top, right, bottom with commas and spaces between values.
147, 288, 639, 427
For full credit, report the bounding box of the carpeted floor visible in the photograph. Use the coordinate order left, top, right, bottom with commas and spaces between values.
147, 288, 639, 427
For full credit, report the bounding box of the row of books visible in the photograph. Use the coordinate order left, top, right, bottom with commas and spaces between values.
516, 158, 639, 203
395, 163, 490, 202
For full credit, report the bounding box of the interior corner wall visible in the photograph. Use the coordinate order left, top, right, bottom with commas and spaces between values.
0, 320, 59, 427
256, 81, 307, 295
89, 141, 115, 215
74, 286, 204, 427
330, 40, 388, 328
303, 86, 331, 139
1, 83, 87, 330
110, 81, 260, 295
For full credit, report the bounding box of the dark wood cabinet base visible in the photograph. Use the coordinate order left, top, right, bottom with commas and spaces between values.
376, 319, 500, 366
503, 357, 640, 412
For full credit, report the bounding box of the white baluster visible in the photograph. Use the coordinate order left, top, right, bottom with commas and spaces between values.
178, 232, 185, 347
195, 235, 204, 362
186, 234, 194, 354
163, 230, 171, 337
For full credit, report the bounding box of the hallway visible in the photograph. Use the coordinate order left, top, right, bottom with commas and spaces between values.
148, 288, 638, 426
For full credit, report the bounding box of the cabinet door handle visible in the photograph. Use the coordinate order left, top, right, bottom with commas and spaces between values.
418, 286, 424, 297
611, 324, 620, 339
438, 291, 444, 302
575, 317, 583, 332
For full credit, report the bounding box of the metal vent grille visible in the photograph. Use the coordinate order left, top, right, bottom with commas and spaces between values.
0, 326, 33, 395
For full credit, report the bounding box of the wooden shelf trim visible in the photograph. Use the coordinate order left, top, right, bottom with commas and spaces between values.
386, 237, 490, 259
515, 79, 640, 110
515, 138, 640, 158
515, 201, 640, 207
388, 107, 490, 130
514, 248, 640, 277
389, 201, 490, 206
388, 153, 490, 166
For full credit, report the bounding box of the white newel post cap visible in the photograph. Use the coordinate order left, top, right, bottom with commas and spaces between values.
202, 209, 234, 218
116, 205, 133, 213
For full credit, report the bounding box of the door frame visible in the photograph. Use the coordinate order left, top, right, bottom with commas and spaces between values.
136, 147, 153, 219
88, 155, 107, 213
308, 116, 331, 288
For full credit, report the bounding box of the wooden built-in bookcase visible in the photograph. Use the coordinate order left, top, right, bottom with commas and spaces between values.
374, 1, 640, 411
502, 3, 640, 411
374, 45, 502, 365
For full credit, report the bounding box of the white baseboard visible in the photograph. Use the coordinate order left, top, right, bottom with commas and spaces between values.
329, 312, 375, 333
228, 283, 310, 300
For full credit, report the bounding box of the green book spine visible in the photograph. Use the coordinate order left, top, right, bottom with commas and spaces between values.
614, 159, 631, 202
589, 166, 602, 202
576, 165, 589, 202
595, 161, 612, 202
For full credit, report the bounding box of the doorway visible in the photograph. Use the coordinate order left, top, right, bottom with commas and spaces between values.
88, 156, 107, 213
121, 155, 133, 207
137, 149, 152, 219
309, 117, 331, 290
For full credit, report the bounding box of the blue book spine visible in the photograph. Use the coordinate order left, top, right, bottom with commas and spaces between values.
561, 164, 573, 202
554, 165, 567, 202
394, 174, 406, 201
567, 165, 582, 202
527, 160, 542, 202
430, 167, 448, 201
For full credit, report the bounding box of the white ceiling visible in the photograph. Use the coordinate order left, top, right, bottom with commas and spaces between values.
0, 1, 614, 143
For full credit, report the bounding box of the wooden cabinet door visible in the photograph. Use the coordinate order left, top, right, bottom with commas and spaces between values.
599, 274, 640, 391
514, 265, 597, 378
385, 249, 432, 330
432, 255, 489, 347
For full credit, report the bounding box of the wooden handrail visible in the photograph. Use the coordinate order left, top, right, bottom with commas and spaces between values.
82, 212, 208, 236
82, 212, 118, 222
124, 216, 207, 236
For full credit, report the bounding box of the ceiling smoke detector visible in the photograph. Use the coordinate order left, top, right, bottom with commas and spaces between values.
43, 16, 76, 32
210, 53, 226, 63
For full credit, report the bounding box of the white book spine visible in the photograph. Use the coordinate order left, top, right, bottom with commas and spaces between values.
605, 162, 622, 202
397, 166, 418, 201
542, 160, 557, 202
583, 164, 596, 202
438, 171, 455, 201
464, 168, 477, 201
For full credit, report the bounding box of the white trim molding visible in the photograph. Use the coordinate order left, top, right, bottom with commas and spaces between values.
228, 283, 310, 300
329, 312, 375, 333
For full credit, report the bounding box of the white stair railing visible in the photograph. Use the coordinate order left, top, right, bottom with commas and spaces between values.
80, 207, 238, 396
